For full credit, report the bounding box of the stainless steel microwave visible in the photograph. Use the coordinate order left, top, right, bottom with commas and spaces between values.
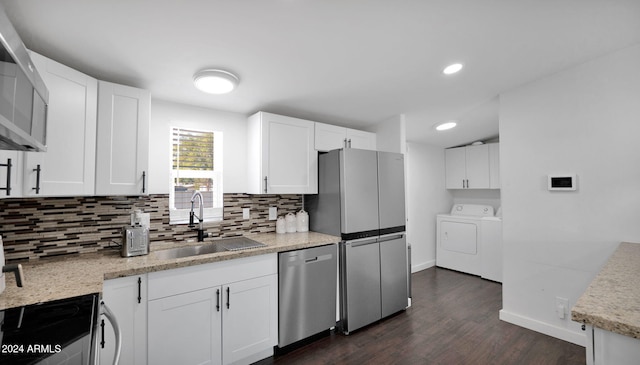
0, 3, 48, 151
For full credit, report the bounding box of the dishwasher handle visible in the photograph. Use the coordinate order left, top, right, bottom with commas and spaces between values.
304, 253, 333, 263
101, 301, 122, 365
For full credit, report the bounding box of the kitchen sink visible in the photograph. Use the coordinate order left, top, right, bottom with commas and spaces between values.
153, 237, 266, 260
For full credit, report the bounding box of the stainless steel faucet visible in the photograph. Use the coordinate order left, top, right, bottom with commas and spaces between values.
189, 190, 207, 241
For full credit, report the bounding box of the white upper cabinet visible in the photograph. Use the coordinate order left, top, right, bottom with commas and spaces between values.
445, 144, 496, 189
95, 81, 150, 195
247, 112, 317, 194
0, 150, 22, 198
22, 52, 98, 197
315, 122, 376, 151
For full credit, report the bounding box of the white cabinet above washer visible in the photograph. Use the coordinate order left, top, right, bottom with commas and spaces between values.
445, 143, 499, 189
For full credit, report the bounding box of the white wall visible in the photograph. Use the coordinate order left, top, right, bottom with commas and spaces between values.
406, 142, 452, 272
374, 114, 407, 154
450, 189, 501, 212
148, 99, 248, 194
499, 44, 640, 345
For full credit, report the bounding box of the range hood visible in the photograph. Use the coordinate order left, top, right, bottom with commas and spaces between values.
0, 3, 48, 151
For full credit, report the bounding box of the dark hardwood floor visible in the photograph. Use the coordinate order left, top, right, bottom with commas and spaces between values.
256, 267, 585, 365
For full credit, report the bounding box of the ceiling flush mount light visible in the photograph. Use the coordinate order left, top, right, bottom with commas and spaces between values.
435, 121, 457, 131
443, 63, 463, 75
193, 69, 239, 94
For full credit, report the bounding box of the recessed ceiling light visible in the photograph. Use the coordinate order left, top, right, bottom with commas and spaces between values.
193, 69, 239, 94
435, 121, 457, 131
443, 63, 463, 75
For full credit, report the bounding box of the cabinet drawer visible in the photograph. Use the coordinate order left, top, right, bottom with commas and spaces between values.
148, 253, 277, 300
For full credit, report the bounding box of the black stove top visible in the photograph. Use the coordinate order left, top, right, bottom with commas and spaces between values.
0, 293, 99, 365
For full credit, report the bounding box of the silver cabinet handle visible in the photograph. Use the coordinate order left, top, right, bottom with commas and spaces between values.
101, 301, 122, 365
343, 138, 347, 148
263, 176, 268, 193
348, 139, 352, 148
142, 171, 146, 193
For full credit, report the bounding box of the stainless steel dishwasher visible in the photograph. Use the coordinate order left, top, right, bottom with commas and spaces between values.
278, 244, 337, 348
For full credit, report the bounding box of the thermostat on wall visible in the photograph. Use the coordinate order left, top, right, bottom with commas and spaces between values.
548, 174, 577, 191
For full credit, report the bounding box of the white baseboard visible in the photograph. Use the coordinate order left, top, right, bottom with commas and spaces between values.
412, 260, 435, 273
499, 309, 586, 346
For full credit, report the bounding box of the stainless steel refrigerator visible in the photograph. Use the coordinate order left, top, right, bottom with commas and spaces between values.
305, 148, 408, 334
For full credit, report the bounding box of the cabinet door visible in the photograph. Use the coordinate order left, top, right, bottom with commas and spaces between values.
380, 234, 408, 318
341, 240, 382, 333
0, 151, 22, 198
96, 81, 150, 195
489, 143, 500, 189
261, 113, 317, 194
22, 52, 97, 196
222, 275, 277, 365
148, 287, 222, 365
593, 327, 640, 365
465, 144, 490, 188
445, 147, 466, 189
346, 128, 376, 150
315, 122, 347, 151
101, 275, 147, 365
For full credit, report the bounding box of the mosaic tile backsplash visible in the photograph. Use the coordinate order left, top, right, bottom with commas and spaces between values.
0, 193, 302, 263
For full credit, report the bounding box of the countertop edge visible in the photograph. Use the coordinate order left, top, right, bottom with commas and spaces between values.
0, 232, 340, 310
571, 242, 640, 339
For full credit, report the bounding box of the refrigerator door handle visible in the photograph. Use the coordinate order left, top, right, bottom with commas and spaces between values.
378, 233, 404, 243
346, 238, 378, 247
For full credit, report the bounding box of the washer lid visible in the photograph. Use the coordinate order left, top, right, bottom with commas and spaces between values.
450, 204, 495, 217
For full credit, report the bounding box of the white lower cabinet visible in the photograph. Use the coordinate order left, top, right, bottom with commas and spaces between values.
148, 287, 222, 365
100, 275, 147, 365
585, 325, 640, 365
222, 275, 277, 364
147, 254, 278, 365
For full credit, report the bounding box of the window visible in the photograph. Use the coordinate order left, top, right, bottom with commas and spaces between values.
169, 127, 223, 223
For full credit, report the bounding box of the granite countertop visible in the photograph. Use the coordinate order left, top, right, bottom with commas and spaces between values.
0, 231, 339, 310
571, 242, 640, 339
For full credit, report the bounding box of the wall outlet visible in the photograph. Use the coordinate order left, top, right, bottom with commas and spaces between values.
242, 208, 250, 220
269, 207, 277, 220
555, 297, 569, 319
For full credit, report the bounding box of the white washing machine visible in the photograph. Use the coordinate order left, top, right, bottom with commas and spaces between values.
436, 204, 494, 277
480, 206, 502, 282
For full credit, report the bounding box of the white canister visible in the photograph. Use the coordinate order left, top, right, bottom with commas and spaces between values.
296, 210, 309, 232
276, 216, 286, 234
285, 212, 297, 233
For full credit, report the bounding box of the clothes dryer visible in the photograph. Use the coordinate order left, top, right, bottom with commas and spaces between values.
436, 204, 494, 276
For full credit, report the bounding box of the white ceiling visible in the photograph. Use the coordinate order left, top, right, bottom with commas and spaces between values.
2, 0, 639, 147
